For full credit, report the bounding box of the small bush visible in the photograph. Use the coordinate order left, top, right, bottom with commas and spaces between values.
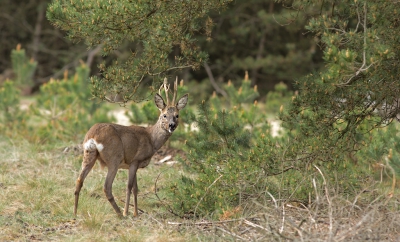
0, 46, 33, 136
167, 77, 380, 219
356, 123, 400, 184
11, 44, 37, 88
168, 78, 293, 218
0, 47, 113, 143
30, 64, 113, 143
0, 80, 29, 135
265, 81, 293, 114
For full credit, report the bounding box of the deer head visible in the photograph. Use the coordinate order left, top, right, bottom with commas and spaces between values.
154, 77, 188, 133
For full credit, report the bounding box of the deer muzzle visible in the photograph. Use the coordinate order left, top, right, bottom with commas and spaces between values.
168, 123, 177, 133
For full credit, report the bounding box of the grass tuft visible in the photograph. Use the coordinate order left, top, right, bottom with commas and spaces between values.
1, 136, 399, 241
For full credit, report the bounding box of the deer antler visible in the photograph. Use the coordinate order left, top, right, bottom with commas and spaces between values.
172, 77, 178, 104
159, 78, 170, 105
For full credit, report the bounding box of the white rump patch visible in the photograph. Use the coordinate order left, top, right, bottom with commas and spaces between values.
84, 138, 104, 152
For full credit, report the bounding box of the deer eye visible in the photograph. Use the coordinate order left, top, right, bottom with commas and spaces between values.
163, 114, 167, 118
176, 115, 179, 118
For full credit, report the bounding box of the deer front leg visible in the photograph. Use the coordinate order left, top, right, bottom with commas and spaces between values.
132, 171, 139, 217
124, 163, 139, 216
103, 164, 122, 216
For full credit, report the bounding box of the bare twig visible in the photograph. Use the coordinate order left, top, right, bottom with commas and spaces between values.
147, 65, 192, 76
216, 226, 246, 240
32, 3, 45, 62
86, 44, 103, 68
203, 62, 228, 98
266, 191, 278, 209
194, 174, 223, 218
167, 218, 243, 226
243, 219, 270, 232
153, 171, 181, 217
336, 209, 377, 240
313, 165, 333, 242
119, 198, 144, 214
384, 152, 396, 199
279, 202, 285, 234
104, 96, 126, 104
103, 75, 145, 104
336, 1, 373, 87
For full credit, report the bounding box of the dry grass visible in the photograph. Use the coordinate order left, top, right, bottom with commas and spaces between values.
166, 168, 400, 242
0, 137, 199, 241
0, 136, 399, 241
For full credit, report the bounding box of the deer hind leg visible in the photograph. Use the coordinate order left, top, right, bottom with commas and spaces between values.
132, 171, 139, 217
124, 163, 139, 216
74, 149, 97, 216
103, 162, 122, 216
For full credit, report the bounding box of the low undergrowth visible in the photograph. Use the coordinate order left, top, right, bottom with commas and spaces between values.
0, 135, 399, 241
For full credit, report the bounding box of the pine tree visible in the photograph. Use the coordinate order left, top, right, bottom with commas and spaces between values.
47, 0, 231, 104
11, 44, 37, 88
279, 0, 400, 164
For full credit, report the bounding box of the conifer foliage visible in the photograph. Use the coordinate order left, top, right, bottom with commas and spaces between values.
280, 0, 400, 163
47, 0, 232, 103
168, 78, 293, 218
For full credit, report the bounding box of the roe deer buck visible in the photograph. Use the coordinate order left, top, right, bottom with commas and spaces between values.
74, 78, 188, 217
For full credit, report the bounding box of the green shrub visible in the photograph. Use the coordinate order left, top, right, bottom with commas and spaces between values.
0, 46, 34, 137
168, 78, 290, 218
356, 124, 400, 183
0, 46, 113, 143
0, 80, 29, 135
30, 64, 113, 143
11, 44, 37, 88
265, 81, 293, 114
167, 77, 379, 219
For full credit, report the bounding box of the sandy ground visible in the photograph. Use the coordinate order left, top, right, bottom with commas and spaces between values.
110, 109, 283, 137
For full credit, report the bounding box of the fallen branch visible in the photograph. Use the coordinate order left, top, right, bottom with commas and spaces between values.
167, 218, 243, 226
243, 219, 270, 232
216, 226, 246, 240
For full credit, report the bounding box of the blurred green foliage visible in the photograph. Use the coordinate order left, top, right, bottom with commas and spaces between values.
0, 46, 34, 136
11, 44, 37, 88
199, 0, 322, 93
30, 64, 113, 143
0, 47, 113, 143
167, 78, 299, 218
0, 80, 28, 135
265, 81, 293, 114
357, 124, 400, 183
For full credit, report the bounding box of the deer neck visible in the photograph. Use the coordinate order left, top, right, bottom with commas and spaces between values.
147, 121, 172, 151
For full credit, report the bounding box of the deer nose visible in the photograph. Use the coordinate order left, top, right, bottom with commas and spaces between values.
168, 123, 176, 132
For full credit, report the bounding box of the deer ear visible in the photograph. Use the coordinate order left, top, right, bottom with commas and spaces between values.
155, 93, 166, 110
176, 94, 188, 110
